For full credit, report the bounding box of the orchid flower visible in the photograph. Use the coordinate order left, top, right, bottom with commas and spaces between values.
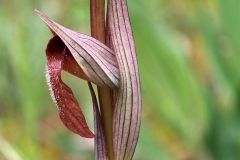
34, 0, 141, 159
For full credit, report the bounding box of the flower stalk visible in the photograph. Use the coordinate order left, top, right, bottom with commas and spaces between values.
90, 0, 114, 159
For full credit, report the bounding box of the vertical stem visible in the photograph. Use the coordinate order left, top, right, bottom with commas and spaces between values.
90, 0, 114, 159
90, 0, 105, 42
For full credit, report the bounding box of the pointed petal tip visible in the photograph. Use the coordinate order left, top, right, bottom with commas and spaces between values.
33, 9, 41, 16
80, 131, 95, 138
32, 8, 38, 13
33, 9, 50, 23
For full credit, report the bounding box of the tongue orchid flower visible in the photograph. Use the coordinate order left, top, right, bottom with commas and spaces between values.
34, 0, 141, 159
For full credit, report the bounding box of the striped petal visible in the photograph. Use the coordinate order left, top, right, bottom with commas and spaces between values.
34, 9, 119, 89
107, 0, 142, 159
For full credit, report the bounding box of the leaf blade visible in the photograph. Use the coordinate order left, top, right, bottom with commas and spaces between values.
107, 0, 142, 159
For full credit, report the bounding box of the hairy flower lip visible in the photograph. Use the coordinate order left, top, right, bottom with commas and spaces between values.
46, 36, 94, 138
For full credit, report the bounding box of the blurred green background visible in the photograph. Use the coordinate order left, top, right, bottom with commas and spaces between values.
0, 0, 240, 159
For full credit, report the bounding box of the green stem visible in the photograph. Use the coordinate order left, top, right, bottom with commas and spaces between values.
90, 0, 114, 159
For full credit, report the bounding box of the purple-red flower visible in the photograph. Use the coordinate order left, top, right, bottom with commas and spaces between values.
34, 0, 141, 159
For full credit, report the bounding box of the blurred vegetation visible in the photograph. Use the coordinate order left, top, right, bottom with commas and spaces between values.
0, 0, 240, 159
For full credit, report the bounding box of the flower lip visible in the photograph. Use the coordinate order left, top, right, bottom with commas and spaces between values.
46, 36, 94, 138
